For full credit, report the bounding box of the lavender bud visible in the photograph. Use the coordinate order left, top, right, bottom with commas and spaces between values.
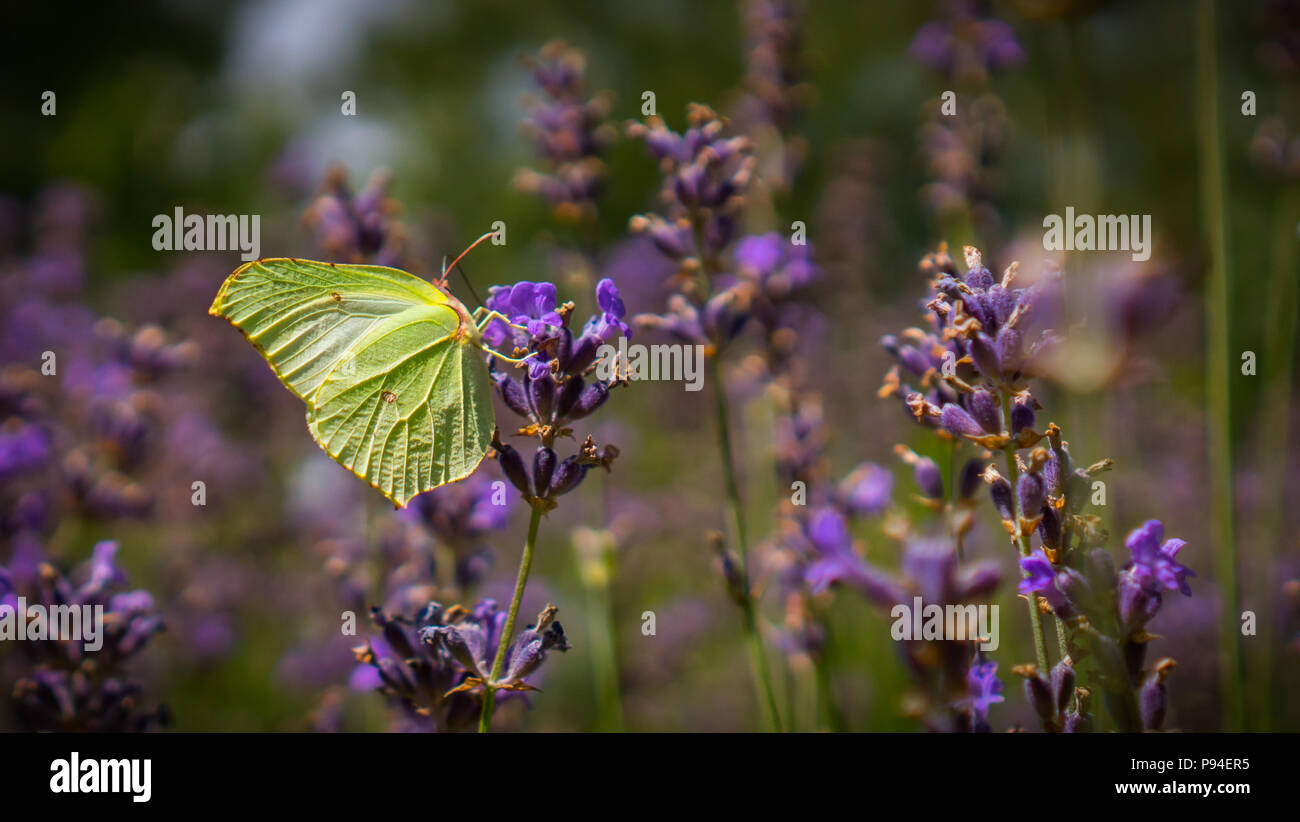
1064, 710, 1093, 733
505, 636, 547, 682
433, 628, 481, 676
376, 610, 416, 660
967, 389, 1003, 434
988, 284, 1017, 325
958, 458, 984, 501
913, 457, 944, 500
1016, 473, 1045, 518
965, 264, 994, 291
995, 325, 1022, 375
969, 333, 1002, 380
1050, 662, 1076, 714
533, 447, 557, 496
963, 292, 993, 330
1042, 449, 1062, 496
567, 381, 609, 421
1038, 505, 1062, 552
548, 456, 587, 497
1054, 568, 1089, 620
567, 333, 599, 374
528, 372, 556, 423
1140, 672, 1168, 731
493, 372, 531, 418
940, 403, 984, 438
495, 440, 532, 497
989, 477, 1014, 521
556, 374, 585, 419
1010, 398, 1035, 435
1022, 669, 1054, 720
1118, 569, 1161, 630
1064, 469, 1091, 513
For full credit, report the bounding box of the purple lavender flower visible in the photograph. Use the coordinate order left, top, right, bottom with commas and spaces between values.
835, 462, 893, 516
352, 602, 481, 732
1018, 548, 1055, 596
1124, 520, 1194, 596
582, 278, 631, 343
3, 540, 167, 732
402, 473, 513, 588
909, 0, 1025, 84
0, 422, 50, 479
515, 41, 615, 222
966, 660, 1005, 725
302, 167, 410, 268
800, 507, 903, 606
485, 277, 628, 512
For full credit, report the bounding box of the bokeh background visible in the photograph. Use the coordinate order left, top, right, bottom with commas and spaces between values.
1, 0, 1297, 732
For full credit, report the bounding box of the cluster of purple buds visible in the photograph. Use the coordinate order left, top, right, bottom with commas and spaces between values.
979, 423, 1109, 550
917, 95, 1009, 224
352, 601, 482, 732
302, 167, 409, 268
732, 0, 812, 196
908, 0, 1025, 86
1, 541, 167, 732
882, 246, 1062, 438
482, 278, 626, 512
737, 0, 809, 134
1015, 659, 1088, 733
514, 41, 616, 222
400, 474, 512, 589
627, 104, 756, 270
1018, 519, 1192, 731
895, 443, 985, 541
896, 538, 1002, 732
352, 599, 568, 732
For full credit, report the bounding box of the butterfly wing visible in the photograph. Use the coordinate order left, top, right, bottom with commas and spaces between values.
210, 258, 495, 507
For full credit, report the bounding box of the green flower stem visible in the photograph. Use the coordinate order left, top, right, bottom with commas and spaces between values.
1000, 394, 1050, 675
1255, 187, 1300, 730
709, 356, 784, 732
581, 534, 626, 732
478, 505, 544, 733
813, 629, 846, 733
1195, 0, 1244, 733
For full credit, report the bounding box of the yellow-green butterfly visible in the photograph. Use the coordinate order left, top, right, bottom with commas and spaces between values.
209, 235, 529, 508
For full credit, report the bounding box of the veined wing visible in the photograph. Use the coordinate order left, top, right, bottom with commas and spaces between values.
210, 258, 494, 506
208, 258, 457, 402
307, 312, 495, 507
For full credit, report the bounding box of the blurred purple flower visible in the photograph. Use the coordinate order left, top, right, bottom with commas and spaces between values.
1125, 520, 1194, 596
966, 660, 1004, 723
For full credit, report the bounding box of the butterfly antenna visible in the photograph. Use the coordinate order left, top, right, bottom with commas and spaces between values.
438, 231, 497, 289
452, 260, 484, 309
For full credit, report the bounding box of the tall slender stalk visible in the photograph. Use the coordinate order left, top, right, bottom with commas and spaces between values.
709, 356, 784, 732
687, 204, 785, 733
1194, 0, 1245, 732
578, 528, 626, 732
1000, 394, 1051, 674
1254, 188, 1299, 730
479, 506, 544, 733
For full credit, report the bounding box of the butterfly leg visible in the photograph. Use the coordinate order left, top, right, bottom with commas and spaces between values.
484, 347, 540, 368
474, 309, 528, 334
